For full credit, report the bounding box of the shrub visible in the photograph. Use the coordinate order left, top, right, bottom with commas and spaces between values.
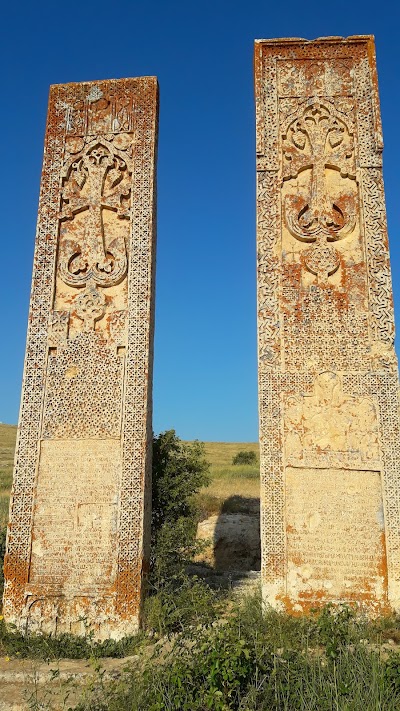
150, 430, 211, 586
232, 450, 257, 466
144, 431, 224, 635
143, 575, 222, 637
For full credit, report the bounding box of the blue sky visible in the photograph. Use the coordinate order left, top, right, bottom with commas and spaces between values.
0, 0, 399, 441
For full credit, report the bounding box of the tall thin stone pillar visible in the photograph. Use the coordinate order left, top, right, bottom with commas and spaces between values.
3, 77, 158, 639
255, 36, 400, 613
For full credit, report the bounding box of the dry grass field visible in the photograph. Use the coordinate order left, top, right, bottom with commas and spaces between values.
0, 424, 16, 528
0, 426, 259, 528
190, 441, 260, 519
202, 441, 259, 469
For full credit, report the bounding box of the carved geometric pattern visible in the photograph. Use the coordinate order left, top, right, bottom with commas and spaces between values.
48, 310, 70, 346
3, 99, 65, 619
42, 332, 124, 439
116, 77, 158, 614
361, 167, 395, 346
109, 310, 128, 345
257, 171, 281, 368
282, 284, 371, 373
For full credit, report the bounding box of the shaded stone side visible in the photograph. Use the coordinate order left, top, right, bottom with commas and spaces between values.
255, 36, 400, 613
3, 77, 158, 639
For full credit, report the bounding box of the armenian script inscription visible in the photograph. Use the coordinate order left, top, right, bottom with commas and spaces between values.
255, 36, 400, 612
29, 440, 121, 591
3, 78, 158, 638
286, 468, 387, 606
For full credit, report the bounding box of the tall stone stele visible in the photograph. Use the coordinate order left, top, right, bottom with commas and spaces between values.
255, 36, 400, 613
3, 78, 158, 639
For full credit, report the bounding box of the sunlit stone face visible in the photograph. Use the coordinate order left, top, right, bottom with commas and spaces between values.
255, 36, 400, 614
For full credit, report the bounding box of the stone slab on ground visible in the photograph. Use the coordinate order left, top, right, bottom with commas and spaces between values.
197, 512, 261, 571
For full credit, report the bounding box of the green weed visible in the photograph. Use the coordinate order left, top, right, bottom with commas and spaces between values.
212, 465, 259, 479
0, 617, 142, 660
72, 593, 400, 711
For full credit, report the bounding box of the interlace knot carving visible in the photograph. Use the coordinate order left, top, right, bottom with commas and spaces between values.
75, 281, 106, 331
283, 101, 356, 279
59, 138, 131, 289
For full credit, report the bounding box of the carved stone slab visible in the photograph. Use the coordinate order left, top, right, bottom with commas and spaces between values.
3, 77, 158, 639
255, 36, 400, 613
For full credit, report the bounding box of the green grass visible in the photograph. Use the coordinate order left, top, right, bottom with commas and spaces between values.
187, 441, 260, 519
199, 441, 259, 469
212, 464, 259, 479
70, 595, 400, 711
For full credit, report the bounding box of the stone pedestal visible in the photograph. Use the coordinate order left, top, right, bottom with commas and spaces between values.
3, 77, 158, 639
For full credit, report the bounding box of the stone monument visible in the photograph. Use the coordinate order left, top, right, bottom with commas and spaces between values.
255, 36, 400, 613
3, 77, 158, 639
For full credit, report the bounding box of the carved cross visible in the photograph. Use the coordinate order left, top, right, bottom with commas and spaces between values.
59, 142, 131, 287
283, 101, 356, 242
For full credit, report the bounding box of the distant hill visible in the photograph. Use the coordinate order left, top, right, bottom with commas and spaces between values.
200, 441, 259, 469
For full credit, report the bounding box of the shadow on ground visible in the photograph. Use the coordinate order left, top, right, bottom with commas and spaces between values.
214, 496, 260, 572
192, 496, 261, 591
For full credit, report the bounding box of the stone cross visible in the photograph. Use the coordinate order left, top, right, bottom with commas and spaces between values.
255, 36, 400, 614
3, 78, 158, 640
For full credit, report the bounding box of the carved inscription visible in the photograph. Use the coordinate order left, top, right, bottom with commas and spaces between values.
285, 467, 387, 608
29, 440, 120, 591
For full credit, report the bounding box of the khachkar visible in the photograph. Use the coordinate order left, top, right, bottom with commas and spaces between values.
3, 78, 158, 639
255, 36, 400, 613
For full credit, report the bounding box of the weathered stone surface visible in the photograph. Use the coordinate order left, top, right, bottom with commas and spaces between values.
197, 512, 261, 571
3, 78, 158, 638
255, 36, 400, 613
